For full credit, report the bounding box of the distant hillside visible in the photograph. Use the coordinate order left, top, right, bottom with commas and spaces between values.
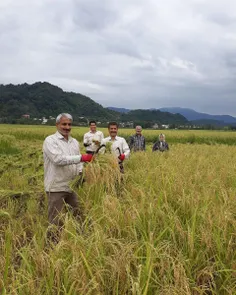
107, 107, 130, 113
0, 82, 119, 122
159, 107, 236, 124
0, 82, 190, 126
120, 109, 188, 125
190, 119, 225, 127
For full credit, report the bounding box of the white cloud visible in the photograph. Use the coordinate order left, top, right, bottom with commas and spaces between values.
0, 0, 236, 115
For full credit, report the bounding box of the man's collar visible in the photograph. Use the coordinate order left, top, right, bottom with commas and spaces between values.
55, 131, 72, 141
108, 136, 118, 141
55, 131, 64, 139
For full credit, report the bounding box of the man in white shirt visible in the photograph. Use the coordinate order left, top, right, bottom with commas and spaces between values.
101, 122, 130, 173
83, 121, 104, 154
43, 113, 93, 226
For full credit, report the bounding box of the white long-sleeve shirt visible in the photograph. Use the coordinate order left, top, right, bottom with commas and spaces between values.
43, 131, 83, 192
101, 136, 130, 159
83, 130, 104, 152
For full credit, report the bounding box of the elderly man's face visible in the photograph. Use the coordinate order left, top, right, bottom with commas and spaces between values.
56, 117, 72, 138
136, 127, 142, 135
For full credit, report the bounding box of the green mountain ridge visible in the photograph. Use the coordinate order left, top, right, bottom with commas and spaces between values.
120, 109, 188, 126
0, 82, 188, 126
0, 82, 118, 122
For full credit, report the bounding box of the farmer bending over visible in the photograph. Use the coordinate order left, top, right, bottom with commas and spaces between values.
43, 113, 92, 226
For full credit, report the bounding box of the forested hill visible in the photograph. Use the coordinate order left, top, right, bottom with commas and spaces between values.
0, 82, 118, 122
120, 109, 188, 127
0, 82, 188, 126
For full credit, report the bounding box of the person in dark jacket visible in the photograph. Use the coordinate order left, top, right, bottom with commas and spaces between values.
129, 126, 146, 152
152, 133, 169, 152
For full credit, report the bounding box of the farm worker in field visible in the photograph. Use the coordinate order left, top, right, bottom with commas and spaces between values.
43, 113, 93, 226
101, 122, 130, 173
152, 133, 169, 152
129, 125, 146, 152
83, 120, 104, 155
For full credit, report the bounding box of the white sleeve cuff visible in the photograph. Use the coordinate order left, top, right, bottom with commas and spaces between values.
65, 155, 82, 164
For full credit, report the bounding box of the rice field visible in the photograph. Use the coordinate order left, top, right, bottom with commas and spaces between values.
0, 125, 236, 294
1, 124, 236, 145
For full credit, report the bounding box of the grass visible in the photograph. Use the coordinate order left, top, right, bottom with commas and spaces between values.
0, 125, 236, 294
1, 124, 236, 145
0, 135, 20, 155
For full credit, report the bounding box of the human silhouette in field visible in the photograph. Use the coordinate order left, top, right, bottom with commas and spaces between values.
129, 125, 146, 152
83, 120, 104, 155
152, 133, 169, 152
43, 113, 92, 230
101, 122, 130, 173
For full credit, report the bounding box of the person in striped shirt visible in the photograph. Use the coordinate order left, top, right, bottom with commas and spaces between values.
129, 126, 146, 152
43, 113, 92, 227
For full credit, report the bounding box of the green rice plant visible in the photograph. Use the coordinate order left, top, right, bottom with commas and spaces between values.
2, 124, 236, 145
0, 126, 236, 294
0, 135, 20, 155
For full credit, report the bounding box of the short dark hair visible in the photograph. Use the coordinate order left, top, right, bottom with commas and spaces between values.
89, 120, 96, 125
108, 121, 118, 128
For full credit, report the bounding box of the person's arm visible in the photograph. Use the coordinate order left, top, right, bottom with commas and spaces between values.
129, 136, 134, 150
166, 142, 169, 150
98, 139, 107, 154
83, 133, 90, 147
122, 138, 130, 159
43, 138, 82, 166
43, 138, 92, 165
143, 137, 146, 151
100, 131, 104, 141
152, 142, 158, 152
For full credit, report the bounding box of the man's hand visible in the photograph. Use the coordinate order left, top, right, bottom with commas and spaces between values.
118, 154, 125, 161
83, 143, 91, 147
81, 154, 93, 162
93, 140, 100, 146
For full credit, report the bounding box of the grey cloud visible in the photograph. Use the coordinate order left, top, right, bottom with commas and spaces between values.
72, 0, 118, 31
207, 13, 236, 26
224, 52, 236, 69
104, 36, 142, 59
0, 0, 236, 115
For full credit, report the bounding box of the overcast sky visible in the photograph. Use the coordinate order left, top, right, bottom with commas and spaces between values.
1, 0, 236, 115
